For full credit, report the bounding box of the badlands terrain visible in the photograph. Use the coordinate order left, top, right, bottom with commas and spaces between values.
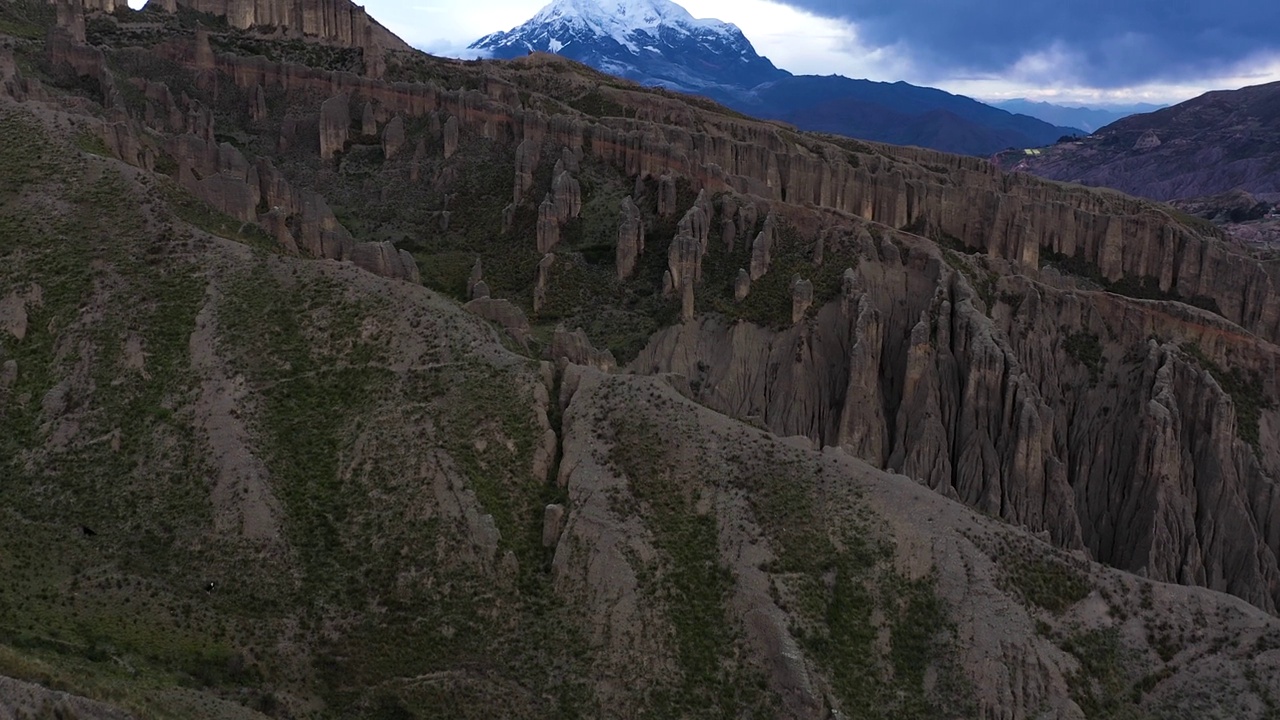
0, 0, 1278, 717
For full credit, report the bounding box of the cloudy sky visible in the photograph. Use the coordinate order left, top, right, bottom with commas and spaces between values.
131, 0, 1280, 105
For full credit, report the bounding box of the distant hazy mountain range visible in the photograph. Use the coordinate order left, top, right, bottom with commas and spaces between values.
470, 0, 1083, 156
994, 81, 1280, 201
990, 99, 1166, 133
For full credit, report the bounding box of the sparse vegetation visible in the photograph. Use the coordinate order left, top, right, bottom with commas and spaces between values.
1166, 207, 1224, 239
1062, 628, 1150, 719
1065, 330, 1104, 382
154, 178, 277, 251
1181, 342, 1274, 448
943, 249, 998, 311
609, 413, 973, 719
1040, 248, 1223, 314
0, 0, 55, 40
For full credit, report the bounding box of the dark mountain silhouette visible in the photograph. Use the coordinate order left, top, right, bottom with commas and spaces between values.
991, 99, 1163, 133
996, 81, 1280, 201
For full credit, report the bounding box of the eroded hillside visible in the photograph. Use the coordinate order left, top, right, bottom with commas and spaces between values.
2, 0, 1280, 718
994, 81, 1280, 202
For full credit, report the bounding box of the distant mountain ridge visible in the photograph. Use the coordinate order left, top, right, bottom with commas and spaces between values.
995, 81, 1280, 201
991, 99, 1164, 133
470, 0, 1082, 156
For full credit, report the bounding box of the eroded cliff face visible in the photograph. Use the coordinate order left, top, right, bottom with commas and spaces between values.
172, 0, 410, 51
6, 3, 1280, 717
554, 365, 1280, 719
127, 30, 1280, 344
18, 0, 1280, 618
52, 0, 410, 51
634, 226, 1280, 612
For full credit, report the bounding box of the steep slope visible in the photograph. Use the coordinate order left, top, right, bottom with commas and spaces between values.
996, 81, 1280, 201
2, 102, 1279, 718
469, 0, 1080, 156
3, 1, 1280, 717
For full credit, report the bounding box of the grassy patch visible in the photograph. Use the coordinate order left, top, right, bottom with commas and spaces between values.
609, 417, 772, 717
1010, 555, 1091, 613
0, 0, 55, 40
567, 87, 628, 118
1065, 330, 1103, 383
1181, 343, 1274, 449
1062, 628, 1151, 719
1040, 249, 1222, 314
979, 532, 1091, 614
1164, 207, 1224, 240
608, 410, 973, 719
73, 130, 113, 158
699, 215, 847, 328
153, 178, 277, 252
209, 33, 365, 74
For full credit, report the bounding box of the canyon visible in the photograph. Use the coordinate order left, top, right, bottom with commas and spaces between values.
0, 0, 1278, 716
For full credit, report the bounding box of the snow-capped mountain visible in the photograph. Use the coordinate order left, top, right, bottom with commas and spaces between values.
469, 0, 788, 92
467, 0, 1084, 156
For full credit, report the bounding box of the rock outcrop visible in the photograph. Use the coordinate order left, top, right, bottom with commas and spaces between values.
318, 93, 349, 160
536, 194, 560, 254
348, 241, 420, 283
534, 253, 555, 313
734, 268, 751, 301
551, 166, 582, 222
512, 138, 538, 203
442, 115, 459, 159
166, 0, 412, 52
664, 226, 701, 297
0, 286, 39, 342
616, 196, 644, 280
465, 297, 531, 347
550, 326, 616, 370
749, 212, 776, 281
381, 115, 404, 159
466, 257, 485, 299
124, 33, 1275, 345
789, 276, 813, 323
131, 26, 1279, 347
541, 504, 566, 548
634, 226, 1280, 612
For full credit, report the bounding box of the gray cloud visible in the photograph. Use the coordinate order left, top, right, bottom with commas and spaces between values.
778, 0, 1280, 87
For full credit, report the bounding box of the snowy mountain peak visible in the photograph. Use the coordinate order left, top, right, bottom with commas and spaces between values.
531, 0, 731, 33
469, 0, 786, 92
